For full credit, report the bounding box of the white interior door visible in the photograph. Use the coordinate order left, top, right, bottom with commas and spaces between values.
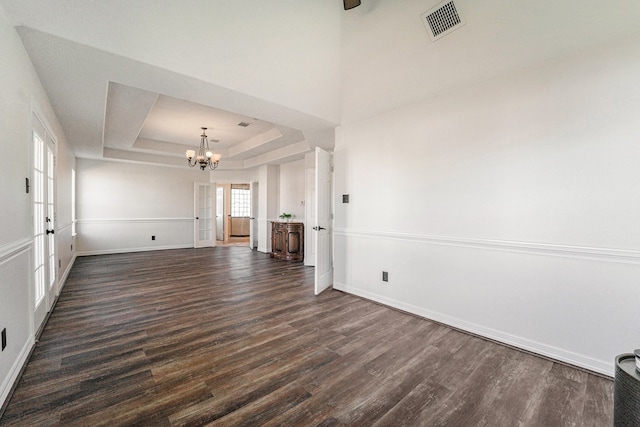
216, 186, 224, 241
314, 147, 332, 295
249, 181, 259, 249
33, 116, 56, 333
194, 183, 215, 248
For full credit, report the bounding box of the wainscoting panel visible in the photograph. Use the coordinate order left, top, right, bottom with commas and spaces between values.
334, 229, 640, 376
76, 218, 194, 255
55, 221, 75, 297
0, 239, 35, 408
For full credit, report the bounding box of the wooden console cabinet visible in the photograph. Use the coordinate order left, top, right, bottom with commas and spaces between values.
271, 222, 304, 262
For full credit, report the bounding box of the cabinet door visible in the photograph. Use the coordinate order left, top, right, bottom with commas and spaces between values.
273, 228, 284, 254
287, 228, 301, 256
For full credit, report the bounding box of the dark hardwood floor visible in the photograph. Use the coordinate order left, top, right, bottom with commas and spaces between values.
0, 247, 613, 426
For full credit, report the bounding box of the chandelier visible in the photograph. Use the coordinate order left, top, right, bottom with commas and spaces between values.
186, 127, 222, 170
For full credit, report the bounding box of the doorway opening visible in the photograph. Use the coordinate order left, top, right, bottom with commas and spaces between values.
216, 183, 251, 247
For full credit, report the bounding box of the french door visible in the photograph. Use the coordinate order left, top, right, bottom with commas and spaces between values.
249, 182, 259, 249
33, 115, 57, 333
216, 186, 224, 241
194, 183, 215, 248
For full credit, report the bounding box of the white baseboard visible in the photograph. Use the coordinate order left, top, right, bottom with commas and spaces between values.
0, 336, 33, 410
1, 251, 78, 409
57, 253, 76, 294
334, 281, 614, 377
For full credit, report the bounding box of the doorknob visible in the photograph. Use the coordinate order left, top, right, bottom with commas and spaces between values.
313, 226, 326, 231
195, 217, 199, 220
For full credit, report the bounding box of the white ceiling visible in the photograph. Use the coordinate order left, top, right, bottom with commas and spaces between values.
1, 0, 341, 170
340, 0, 640, 123
3, 0, 640, 170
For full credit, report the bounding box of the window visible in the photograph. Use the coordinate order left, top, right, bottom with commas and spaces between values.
230, 184, 251, 217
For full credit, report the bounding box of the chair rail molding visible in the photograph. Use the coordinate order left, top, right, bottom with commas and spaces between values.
77, 217, 193, 224
0, 238, 32, 263
334, 228, 640, 265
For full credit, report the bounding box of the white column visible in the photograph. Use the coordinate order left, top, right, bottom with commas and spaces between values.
257, 164, 279, 253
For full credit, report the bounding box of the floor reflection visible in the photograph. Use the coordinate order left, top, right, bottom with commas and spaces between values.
216, 237, 250, 247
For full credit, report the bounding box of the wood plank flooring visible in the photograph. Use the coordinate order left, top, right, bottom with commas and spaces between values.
0, 247, 613, 426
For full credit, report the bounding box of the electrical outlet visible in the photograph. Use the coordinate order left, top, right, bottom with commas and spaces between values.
151, 235, 156, 241
2, 328, 6, 351
382, 271, 388, 282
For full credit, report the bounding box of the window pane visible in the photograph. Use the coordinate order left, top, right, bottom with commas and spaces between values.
231, 186, 251, 217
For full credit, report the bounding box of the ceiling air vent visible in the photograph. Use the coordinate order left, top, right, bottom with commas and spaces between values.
422, 1, 465, 41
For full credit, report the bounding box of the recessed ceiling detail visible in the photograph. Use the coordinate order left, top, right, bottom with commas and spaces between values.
422, 1, 465, 41
102, 83, 309, 168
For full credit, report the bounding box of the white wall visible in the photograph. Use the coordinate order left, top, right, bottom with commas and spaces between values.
279, 159, 306, 222
76, 160, 206, 254
55, 130, 76, 289
334, 30, 640, 376
239, 159, 311, 256
75, 158, 308, 256
257, 164, 279, 253
212, 168, 258, 185
0, 4, 74, 407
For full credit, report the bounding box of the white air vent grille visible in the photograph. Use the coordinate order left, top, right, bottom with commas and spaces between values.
422, 1, 465, 41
